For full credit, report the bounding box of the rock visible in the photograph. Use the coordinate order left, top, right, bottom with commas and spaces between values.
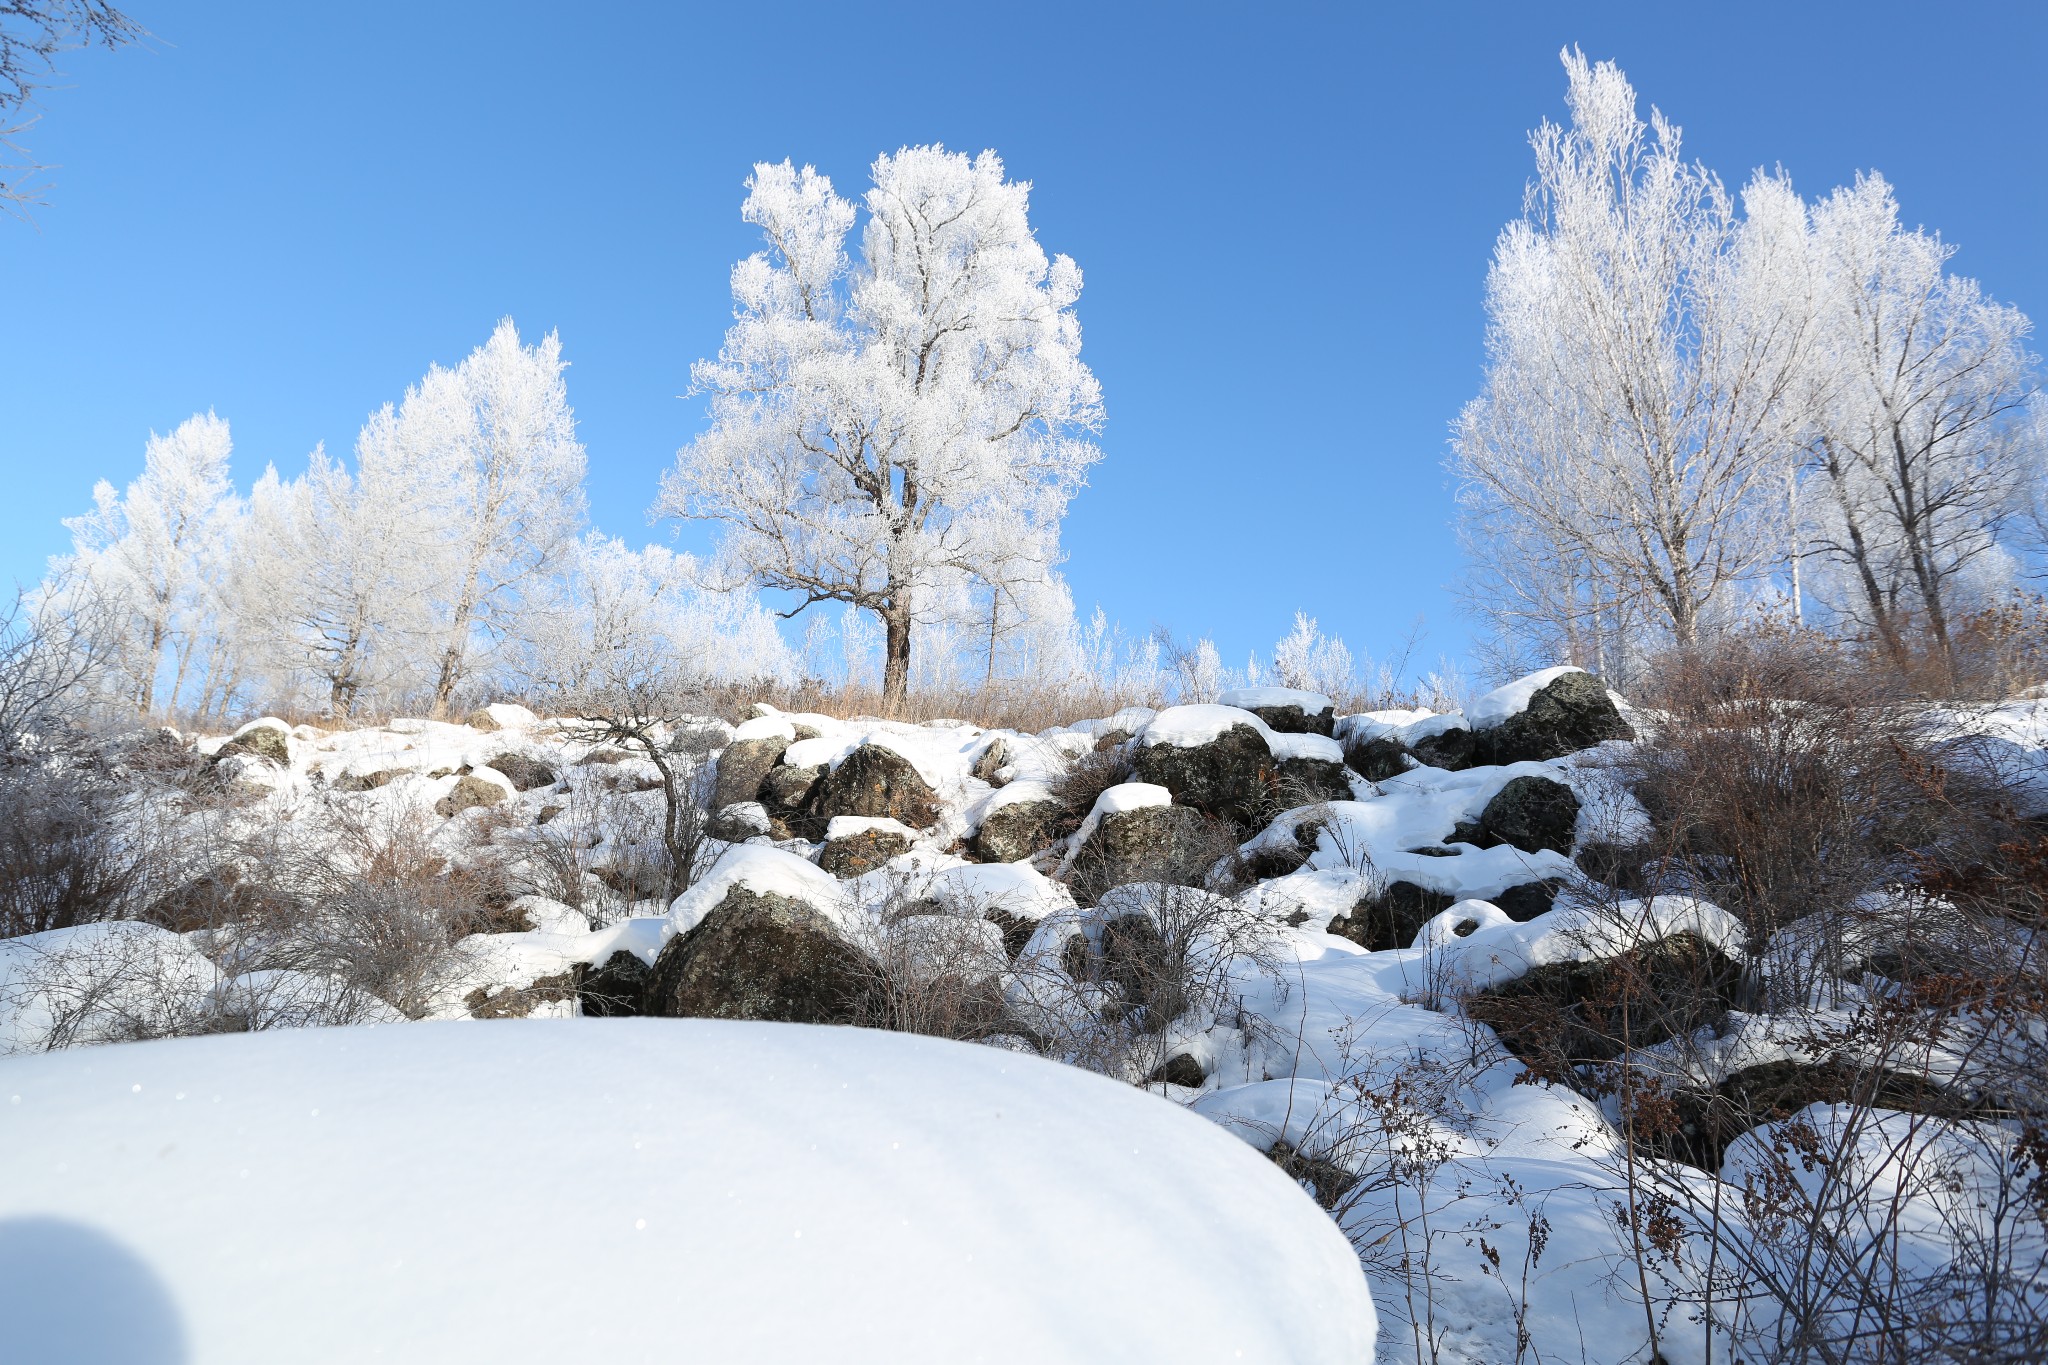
1267, 1140, 1358, 1211
435, 773, 511, 817
1409, 726, 1477, 771
1218, 687, 1335, 736
1132, 724, 1274, 826
758, 762, 825, 817
216, 719, 291, 767
1327, 881, 1456, 952
1343, 735, 1412, 783
1097, 913, 1187, 1030
806, 744, 941, 831
644, 886, 876, 1025
817, 822, 915, 878
1575, 842, 1654, 895
465, 708, 503, 732
985, 909, 1039, 960
487, 753, 558, 792
1473, 670, 1633, 766
578, 950, 652, 1017
1662, 1059, 1974, 1168
969, 797, 1064, 864
1479, 776, 1580, 855
1492, 879, 1563, 921
707, 801, 772, 842
1066, 803, 1225, 904
332, 768, 405, 793
715, 736, 790, 811
1241, 817, 1325, 880
1147, 1053, 1206, 1088
464, 970, 579, 1020
1275, 756, 1353, 806
971, 738, 1010, 785
1463, 931, 1742, 1073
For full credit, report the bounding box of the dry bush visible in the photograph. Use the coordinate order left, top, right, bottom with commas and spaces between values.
219, 799, 493, 1019
1622, 630, 2015, 953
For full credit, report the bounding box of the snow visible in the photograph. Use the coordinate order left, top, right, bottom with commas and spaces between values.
1431, 894, 1748, 996
0, 1021, 1377, 1364
730, 714, 798, 743
1468, 666, 1583, 729
1219, 685, 1333, 714
666, 844, 849, 934
472, 702, 540, 730
1266, 730, 1344, 764
0, 923, 217, 1056
823, 815, 919, 842
1139, 704, 1273, 749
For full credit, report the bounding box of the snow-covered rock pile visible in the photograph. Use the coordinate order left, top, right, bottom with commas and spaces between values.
6, 668, 2046, 1364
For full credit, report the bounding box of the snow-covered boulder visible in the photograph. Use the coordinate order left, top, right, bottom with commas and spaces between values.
1455, 896, 1747, 1069
965, 781, 1064, 864
215, 716, 292, 766
0, 1022, 1376, 1363
463, 701, 539, 732
1470, 667, 1633, 766
805, 741, 943, 831
817, 816, 917, 878
434, 768, 514, 816
1132, 705, 1275, 824
1061, 782, 1221, 904
1219, 685, 1336, 736
647, 847, 872, 1023
1477, 774, 1581, 854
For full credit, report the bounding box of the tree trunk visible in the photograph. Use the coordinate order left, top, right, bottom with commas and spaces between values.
881, 599, 912, 716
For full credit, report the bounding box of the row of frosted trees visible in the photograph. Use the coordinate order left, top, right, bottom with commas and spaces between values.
1454, 51, 2046, 689
47, 322, 794, 720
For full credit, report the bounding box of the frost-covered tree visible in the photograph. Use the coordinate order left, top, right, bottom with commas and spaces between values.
659, 147, 1103, 712
0, 0, 138, 213
234, 419, 441, 718
515, 535, 793, 694
1452, 50, 1813, 656
57, 412, 240, 712
1271, 613, 1356, 697
393, 319, 588, 715
1800, 174, 2039, 672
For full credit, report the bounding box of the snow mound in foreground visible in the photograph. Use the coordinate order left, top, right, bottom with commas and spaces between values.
0, 1019, 1374, 1364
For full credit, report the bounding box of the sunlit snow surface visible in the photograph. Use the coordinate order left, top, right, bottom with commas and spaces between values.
0, 1019, 1375, 1364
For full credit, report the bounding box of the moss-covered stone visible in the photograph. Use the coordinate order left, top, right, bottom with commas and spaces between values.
1480, 776, 1581, 855
644, 886, 876, 1025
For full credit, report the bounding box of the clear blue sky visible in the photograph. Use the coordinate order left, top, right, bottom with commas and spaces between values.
3, 1, 2043, 677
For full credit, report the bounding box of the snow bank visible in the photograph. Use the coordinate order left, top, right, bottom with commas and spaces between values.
0, 1021, 1376, 1363
0, 923, 217, 1055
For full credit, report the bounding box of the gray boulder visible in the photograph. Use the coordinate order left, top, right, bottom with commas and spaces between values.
1067, 804, 1226, 904
1409, 726, 1476, 772
1132, 725, 1273, 826
435, 773, 510, 817
1474, 671, 1633, 766
1479, 776, 1580, 855
1243, 702, 1334, 737
714, 736, 790, 811
969, 797, 1064, 864
806, 744, 942, 831
487, 753, 558, 792
1275, 756, 1353, 806
1326, 881, 1456, 952
1342, 735, 1412, 783
216, 721, 291, 767
817, 825, 914, 878
644, 886, 876, 1024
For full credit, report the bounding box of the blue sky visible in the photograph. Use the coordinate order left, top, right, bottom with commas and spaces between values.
3, 1, 2043, 678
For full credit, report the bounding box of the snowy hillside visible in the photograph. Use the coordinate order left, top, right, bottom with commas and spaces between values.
6, 667, 2045, 1362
